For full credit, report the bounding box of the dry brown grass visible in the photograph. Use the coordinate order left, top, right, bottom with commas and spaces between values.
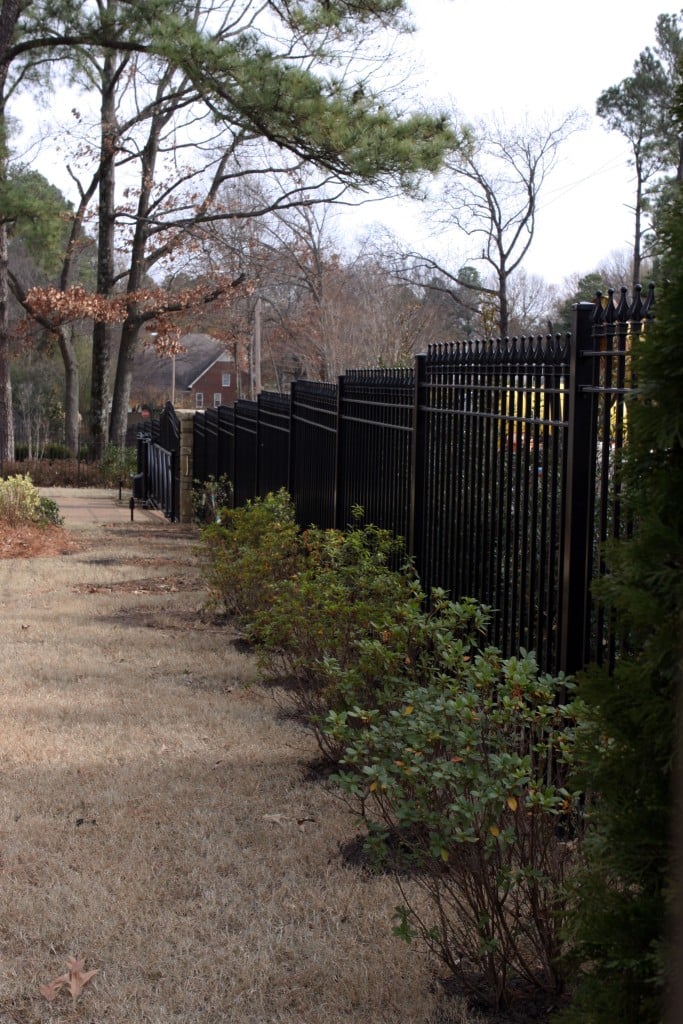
0, 518, 476, 1024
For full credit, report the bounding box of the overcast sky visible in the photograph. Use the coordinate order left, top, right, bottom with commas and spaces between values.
340, 0, 675, 287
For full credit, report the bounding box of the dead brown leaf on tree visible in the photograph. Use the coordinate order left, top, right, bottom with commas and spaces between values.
39, 957, 99, 1002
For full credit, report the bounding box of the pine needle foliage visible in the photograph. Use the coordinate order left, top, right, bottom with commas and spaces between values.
557, 122, 683, 1024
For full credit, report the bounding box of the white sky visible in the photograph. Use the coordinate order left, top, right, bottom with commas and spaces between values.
340, 0, 675, 286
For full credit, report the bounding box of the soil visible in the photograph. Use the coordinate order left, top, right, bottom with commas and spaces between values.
0, 523, 82, 560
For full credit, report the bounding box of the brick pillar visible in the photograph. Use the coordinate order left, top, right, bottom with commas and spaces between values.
177, 410, 196, 523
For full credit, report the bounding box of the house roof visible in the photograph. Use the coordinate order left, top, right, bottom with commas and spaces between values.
132, 334, 231, 393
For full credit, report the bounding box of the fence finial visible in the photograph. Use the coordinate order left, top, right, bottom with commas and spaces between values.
643, 281, 656, 317
630, 283, 644, 321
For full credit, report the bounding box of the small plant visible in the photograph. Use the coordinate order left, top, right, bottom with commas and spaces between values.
99, 444, 137, 486
35, 495, 64, 526
248, 519, 418, 757
197, 489, 301, 618
0, 474, 65, 527
0, 473, 41, 526
329, 641, 581, 1012
192, 475, 233, 524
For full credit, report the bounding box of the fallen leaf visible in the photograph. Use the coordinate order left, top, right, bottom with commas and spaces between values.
40, 958, 99, 1002
65, 957, 99, 999
263, 813, 289, 827
39, 975, 68, 1002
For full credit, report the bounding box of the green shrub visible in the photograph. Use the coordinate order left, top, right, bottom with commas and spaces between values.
321, 588, 490, 709
329, 645, 581, 1012
0, 474, 64, 527
248, 519, 418, 758
0, 473, 41, 525
35, 495, 64, 526
197, 489, 301, 619
312, 590, 489, 760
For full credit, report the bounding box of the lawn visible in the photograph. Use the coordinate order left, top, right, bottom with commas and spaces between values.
0, 517, 474, 1024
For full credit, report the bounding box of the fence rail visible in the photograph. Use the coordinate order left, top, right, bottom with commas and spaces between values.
170, 287, 652, 675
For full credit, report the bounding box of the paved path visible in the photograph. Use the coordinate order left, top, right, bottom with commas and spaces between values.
40, 486, 169, 530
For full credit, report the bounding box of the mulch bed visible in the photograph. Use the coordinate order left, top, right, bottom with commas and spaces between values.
0, 524, 81, 559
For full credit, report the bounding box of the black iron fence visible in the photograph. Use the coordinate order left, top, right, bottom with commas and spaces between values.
137, 402, 180, 521
187, 288, 651, 675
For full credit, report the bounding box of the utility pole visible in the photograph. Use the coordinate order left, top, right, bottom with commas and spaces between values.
252, 295, 262, 398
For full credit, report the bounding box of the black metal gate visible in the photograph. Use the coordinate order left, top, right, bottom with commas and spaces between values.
137, 402, 180, 521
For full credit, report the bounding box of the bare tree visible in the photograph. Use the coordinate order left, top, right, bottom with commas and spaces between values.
203, 195, 443, 382
21, 0, 457, 450
505, 269, 559, 337
405, 112, 583, 338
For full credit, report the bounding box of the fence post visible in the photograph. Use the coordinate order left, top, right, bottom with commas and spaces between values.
177, 411, 195, 523
170, 447, 178, 522
408, 353, 427, 564
558, 301, 600, 675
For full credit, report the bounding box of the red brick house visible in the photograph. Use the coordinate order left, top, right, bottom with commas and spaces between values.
130, 334, 249, 411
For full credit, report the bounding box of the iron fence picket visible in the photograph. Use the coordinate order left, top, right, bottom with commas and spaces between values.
217, 405, 235, 499
336, 368, 413, 540
289, 380, 337, 528
234, 400, 258, 507
173, 286, 649, 676
257, 392, 291, 498
413, 333, 574, 672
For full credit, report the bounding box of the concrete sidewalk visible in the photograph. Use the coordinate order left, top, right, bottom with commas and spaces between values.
40, 487, 169, 530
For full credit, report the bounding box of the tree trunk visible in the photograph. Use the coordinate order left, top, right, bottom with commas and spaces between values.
56, 326, 80, 454
109, 317, 140, 447
109, 91, 166, 446
633, 157, 644, 290
90, 321, 113, 457
498, 275, 509, 338
89, 42, 119, 458
0, 0, 21, 462
0, 220, 13, 461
